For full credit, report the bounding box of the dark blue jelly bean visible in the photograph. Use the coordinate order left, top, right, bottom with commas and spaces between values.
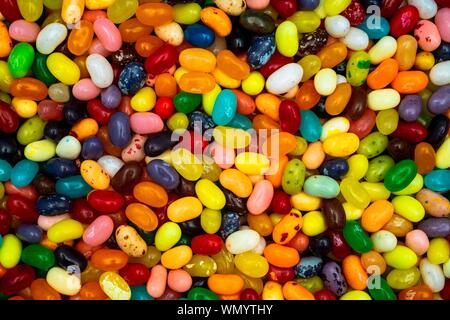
247, 34, 276, 69
319, 158, 349, 180
144, 131, 179, 157
426, 114, 449, 148
308, 234, 332, 257
0, 137, 19, 163
82, 136, 104, 160
361, 0, 382, 8
108, 112, 131, 148
118, 62, 146, 95
294, 256, 323, 278
297, 0, 320, 10
146, 159, 180, 190
179, 218, 203, 237
188, 111, 215, 132
16, 224, 43, 243
44, 121, 70, 141
45, 158, 78, 179
433, 41, 450, 63
54, 245, 88, 272
37, 195, 72, 216
64, 100, 86, 126
226, 24, 250, 54
219, 211, 241, 239
184, 24, 215, 48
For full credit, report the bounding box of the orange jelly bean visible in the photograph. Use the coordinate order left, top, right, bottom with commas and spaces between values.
262, 132, 297, 158
179, 48, 217, 73
342, 255, 368, 290
263, 243, 300, 268
119, 18, 154, 43
133, 181, 169, 208
414, 142, 436, 175
217, 50, 250, 80
233, 89, 256, 115
136, 3, 174, 26
325, 83, 352, 116
125, 203, 159, 232
82, 10, 107, 23
0, 21, 12, 58
282, 281, 315, 300
317, 42, 348, 69
255, 93, 280, 121
252, 114, 280, 132
398, 284, 433, 300
178, 72, 216, 94
80, 281, 108, 300
70, 118, 99, 141
361, 200, 394, 233
382, 214, 413, 237
391, 71, 429, 94
10, 78, 48, 101
200, 7, 232, 37
207, 274, 245, 295
68, 20, 94, 56
74, 56, 90, 79
247, 213, 274, 237
30, 279, 61, 300
296, 80, 321, 110
154, 73, 177, 98
360, 250, 387, 275
265, 155, 288, 188
367, 58, 399, 90
91, 249, 129, 271
135, 35, 163, 58
272, 210, 303, 245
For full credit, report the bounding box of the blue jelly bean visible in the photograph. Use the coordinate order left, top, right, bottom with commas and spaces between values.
55, 175, 92, 199
11, 159, 39, 188
227, 113, 253, 130
294, 256, 323, 278
424, 169, 450, 192
16, 223, 43, 243
45, 158, 78, 179
37, 195, 72, 216
357, 15, 390, 39
109, 112, 131, 148
247, 34, 276, 69
299, 110, 322, 142
189, 111, 215, 132
146, 159, 180, 190
0, 159, 12, 182
297, 0, 320, 10
219, 211, 240, 239
319, 158, 349, 180
433, 42, 450, 64
118, 62, 146, 95
184, 24, 215, 48
131, 286, 154, 300
212, 89, 237, 126
82, 136, 104, 160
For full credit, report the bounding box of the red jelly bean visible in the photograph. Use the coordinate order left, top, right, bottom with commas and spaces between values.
270, 191, 292, 215
191, 234, 224, 255
390, 5, 420, 38
391, 121, 428, 144
348, 108, 376, 139
259, 52, 293, 78
38, 100, 64, 121
270, 0, 297, 18
279, 100, 301, 134
70, 199, 99, 224
0, 0, 22, 22
341, 0, 366, 26
87, 190, 125, 214
6, 194, 39, 223
154, 97, 175, 120
87, 100, 115, 126
0, 265, 36, 296
0, 101, 19, 134
314, 289, 337, 300
144, 43, 178, 78
119, 263, 151, 286
381, 0, 404, 19
267, 264, 295, 284
0, 209, 11, 235
240, 288, 260, 300
327, 230, 352, 260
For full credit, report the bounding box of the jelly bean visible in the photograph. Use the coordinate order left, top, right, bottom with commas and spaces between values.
415, 20, 442, 52
47, 53, 80, 85
247, 34, 276, 69
420, 258, 445, 292
314, 68, 337, 96
384, 159, 417, 192
342, 27, 369, 51
266, 63, 303, 95
8, 43, 35, 79
343, 221, 373, 254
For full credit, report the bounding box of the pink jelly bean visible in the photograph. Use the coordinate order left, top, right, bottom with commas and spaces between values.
246, 0, 270, 10
167, 269, 192, 293
405, 229, 430, 256
72, 79, 101, 101
435, 8, 450, 43
121, 134, 147, 162
37, 214, 71, 231
414, 20, 442, 52
93, 18, 122, 52
8, 20, 40, 42
147, 264, 167, 298
82, 215, 114, 246
88, 38, 112, 56
210, 142, 235, 169
247, 179, 274, 215
129, 112, 164, 134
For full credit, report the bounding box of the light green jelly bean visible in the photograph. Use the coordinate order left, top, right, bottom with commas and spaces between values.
17, 116, 46, 145
24, 139, 56, 162
346, 51, 371, 87
365, 155, 395, 183
282, 159, 306, 195
386, 267, 421, 290
358, 132, 388, 159
295, 275, 324, 293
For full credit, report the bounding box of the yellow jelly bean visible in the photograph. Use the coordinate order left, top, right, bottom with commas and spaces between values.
161, 245, 193, 269
0, 234, 22, 269
86, 0, 115, 10
201, 208, 222, 234
392, 195, 425, 223
0, 61, 13, 93
46, 267, 81, 296
415, 51, 435, 71
235, 252, 269, 278
340, 177, 371, 209
288, 11, 320, 33
324, 0, 351, 15
212, 126, 251, 149
384, 245, 418, 270
12, 98, 38, 118
18, 0, 44, 22
314, 68, 337, 96
393, 174, 423, 195
47, 219, 84, 243
235, 152, 270, 175
43, 0, 63, 10
183, 255, 217, 277
0, 182, 4, 199
24, 139, 56, 162
302, 211, 326, 236
340, 290, 372, 300
367, 89, 401, 111
80, 160, 110, 190
376, 109, 399, 135
386, 267, 421, 290
275, 21, 298, 58
107, 0, 139, 24
262, 281, 284, 300
427, 238, 450, 265
270, 213, 284, 226
298, 55, 322, 82
47, 53, 80, 85
346, 51, 371, 86
323, 133, 359, 157
155, 222, 181, 252
368, 36, 398, 65
436, 138, 450, 169
343, 202, 363, 221
130, 87, 156, 112
345, 154, 369, 180
167, 113, 189, 131
289, 192, 320, 212
99, 271, 131, 300
202, 84, 221, 116
241, 71, 264, 96
361, 182, 391, 201
171, 148, 203, 181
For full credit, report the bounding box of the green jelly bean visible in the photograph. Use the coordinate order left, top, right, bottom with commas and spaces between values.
282, 159, 306, 195
187, 287, 219, 300
295, 276, 323, 293
303, 175, 340, 199
368, 277, 397, 300
21, 244, 55, 271
7, 43, 35, 78
17, 116, 46, 145
365, 155, 395, 183
174, 91, 202, 114
343, 221, 373, 254
384, 159, 417, 192
346, 51, 371, 87
357, 132, 388, 159
31, 52, 57, 86
177, 234, 191, 246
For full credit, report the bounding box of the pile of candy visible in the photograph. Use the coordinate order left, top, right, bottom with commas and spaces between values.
0, 0, 449, 301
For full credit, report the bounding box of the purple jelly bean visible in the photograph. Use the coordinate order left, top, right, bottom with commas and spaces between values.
428, 85, 450, 115
101, 85, 122, 109
82, 136, 104, 160
398, 95, 422, 122
418, 218, 450, 238
321, 261, 348, 296
16, 224, 43, 243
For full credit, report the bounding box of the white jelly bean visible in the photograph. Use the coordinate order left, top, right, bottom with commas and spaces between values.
429, 61, 450, 86
371, 230, 398, 253
266, 63, 303, 95
314, 68, 337, 96
225, 229, 260, 254
321, 117, 350, 141
97, 155, 125, 177
368, 36, 398, 65
420, 258, 445, 293
408, 0, 438, 19
325, 15, 350, 38
367, 89, 401, 111
46, 267, 81, 296
86, 53, 114, 89
341, 27, 369, 51
56, 136, 82, 160
36, 23, 67, 54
